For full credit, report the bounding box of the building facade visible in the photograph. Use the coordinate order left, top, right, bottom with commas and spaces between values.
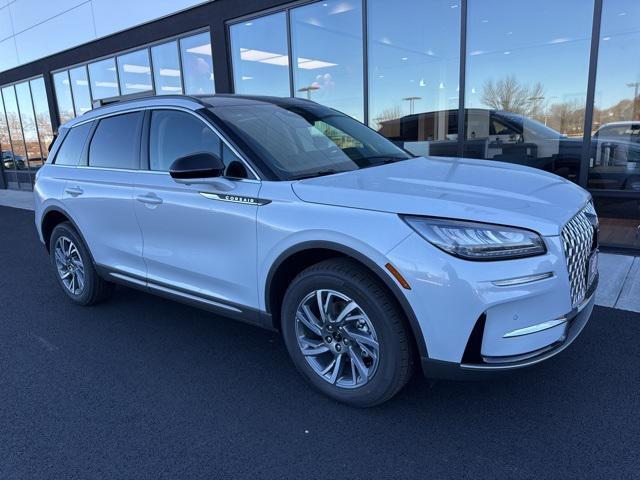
0, 0, 638, 251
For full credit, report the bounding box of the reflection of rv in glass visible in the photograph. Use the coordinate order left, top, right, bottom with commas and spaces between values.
378, 109, 640, 191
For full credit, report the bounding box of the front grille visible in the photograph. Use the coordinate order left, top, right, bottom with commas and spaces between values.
561, 204, 597, 307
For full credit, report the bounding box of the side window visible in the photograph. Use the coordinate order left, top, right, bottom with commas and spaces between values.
149, 110, 221, 172
149, 109, 250, 178
53, 123, 92, 166
89, 112, 143, 169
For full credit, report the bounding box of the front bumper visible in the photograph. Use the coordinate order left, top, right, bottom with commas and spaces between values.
386, 231, 597, 378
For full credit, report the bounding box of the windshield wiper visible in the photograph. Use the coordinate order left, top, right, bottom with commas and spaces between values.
290, 169, 346, 180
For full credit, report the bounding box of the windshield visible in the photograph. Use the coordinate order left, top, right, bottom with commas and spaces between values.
207, 102, 411, 180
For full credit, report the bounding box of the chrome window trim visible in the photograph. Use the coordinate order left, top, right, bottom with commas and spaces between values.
54, 104, 261, 181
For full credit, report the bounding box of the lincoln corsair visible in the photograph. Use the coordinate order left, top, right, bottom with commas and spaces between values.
34, 95, 599, 406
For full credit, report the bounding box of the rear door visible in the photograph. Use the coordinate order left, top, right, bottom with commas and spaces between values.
133, 108, 261, 314
62, 111, 146, 278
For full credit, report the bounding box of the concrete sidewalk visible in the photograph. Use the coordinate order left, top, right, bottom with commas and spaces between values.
1, 188, 639, 313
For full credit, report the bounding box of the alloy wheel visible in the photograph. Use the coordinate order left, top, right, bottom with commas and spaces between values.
54, 236, 85, 295
295, 289, 380, 389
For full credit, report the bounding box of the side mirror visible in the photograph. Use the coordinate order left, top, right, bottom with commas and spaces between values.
169, 153, 225, 180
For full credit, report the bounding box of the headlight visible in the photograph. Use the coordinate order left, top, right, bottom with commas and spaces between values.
402, 216, 546, 260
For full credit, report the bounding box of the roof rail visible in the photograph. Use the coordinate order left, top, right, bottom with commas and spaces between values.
91, 90, 156, 109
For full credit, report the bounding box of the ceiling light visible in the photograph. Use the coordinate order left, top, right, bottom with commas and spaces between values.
159, 68, 181, 77
186, 43, 212, 56
123, 64, 150, 74
297, 58, 338, 69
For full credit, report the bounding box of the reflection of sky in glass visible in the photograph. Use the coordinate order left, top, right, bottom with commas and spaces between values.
29, 77, 54, 151
117, 49, 152, 95
89, 57, 120, 100
53, 71, 75, 123
69, 66, 92, 114
368, 0, 460, 129
593, 0, 640, 114
230, 12, 290, 97
465, 0, 594, 113
151, 41, 183, 95
291, 0, 364, 121
180, 32, 215, 95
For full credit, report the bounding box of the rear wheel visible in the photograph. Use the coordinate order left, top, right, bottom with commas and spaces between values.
50, 222, 114, 306
281, 258, 413, 407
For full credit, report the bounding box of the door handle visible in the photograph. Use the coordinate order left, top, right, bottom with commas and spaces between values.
136, 193, 163, 205
65, 186, 83, 197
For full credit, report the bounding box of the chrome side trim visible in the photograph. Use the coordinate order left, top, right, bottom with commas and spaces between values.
491, 272, 554, 287
502, 318, 567, 338
109, 272, 147, 287
147, 282, 242, 313
106, 271, 242, 313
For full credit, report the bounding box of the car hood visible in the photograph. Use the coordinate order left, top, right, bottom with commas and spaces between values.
291, 157, 590, 236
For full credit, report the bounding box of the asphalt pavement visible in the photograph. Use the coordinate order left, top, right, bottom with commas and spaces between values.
0, 206, 638, 479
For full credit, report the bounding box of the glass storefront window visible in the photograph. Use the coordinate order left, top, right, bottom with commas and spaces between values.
117, 49, 153, 95
368, 0, 461, 157
88, 57, 120, 100
69, 66, 92, 115
15, 81, 43, 168
0, 93, 19, 189
589, 0, 640, 248
230, 12, 291, 97
151, 41, 183, 95
290, 0, 364, 121
1, 86, 28, 164
29, 78, 54, 156
53, 71, 75, 123
464, 0, 594, 183
180, 32, 215, 95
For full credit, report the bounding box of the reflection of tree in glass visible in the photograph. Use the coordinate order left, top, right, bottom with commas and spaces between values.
481, 75, 544, 116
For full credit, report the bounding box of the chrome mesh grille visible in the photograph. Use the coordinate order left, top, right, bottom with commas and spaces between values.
561, 205, 596, 307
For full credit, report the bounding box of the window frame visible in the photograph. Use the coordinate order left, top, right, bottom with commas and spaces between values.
142, 107, 258, 180
86, 111, 144, 170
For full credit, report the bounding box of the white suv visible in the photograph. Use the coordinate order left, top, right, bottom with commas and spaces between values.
34, 95, 599, 406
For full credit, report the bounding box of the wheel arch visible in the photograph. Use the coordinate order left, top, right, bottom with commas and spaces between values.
40, 206, 96, 264
264, 241, 428, 359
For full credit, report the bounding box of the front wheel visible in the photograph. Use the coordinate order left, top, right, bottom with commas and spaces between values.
281, 258, 414, 407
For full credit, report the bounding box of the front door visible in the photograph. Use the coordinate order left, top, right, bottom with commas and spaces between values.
133, 109, 262, 312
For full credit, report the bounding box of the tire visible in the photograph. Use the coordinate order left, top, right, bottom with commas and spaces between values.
49, 222, 114, 306
281, 258, 414, 407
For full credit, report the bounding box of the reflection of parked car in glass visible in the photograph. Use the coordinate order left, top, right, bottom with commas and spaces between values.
590, 121, 640, 191
378, 108, 583, 181
378, 109, 640, 191
2, 151, 26, 170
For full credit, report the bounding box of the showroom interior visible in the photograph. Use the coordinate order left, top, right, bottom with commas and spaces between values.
0, 0, 638, 251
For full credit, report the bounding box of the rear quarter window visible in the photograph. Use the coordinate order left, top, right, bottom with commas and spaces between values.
88, 112, 143, 169
53, 123, 92, 166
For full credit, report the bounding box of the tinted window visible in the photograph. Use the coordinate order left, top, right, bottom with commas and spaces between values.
209, 102, 410, 179
368, 0, 461, 157
230, 12, 290, 97
55, 123, 92, 166
151, 41, 183, 95
89, 112, 143, 169
464, 0, 594, 182
180, 32, 215, 95
149, 110, 221, 171
53, 71, 75, 123
88, 58, 120, 100
117, 49, 152, 95
290, 0, 364, 121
